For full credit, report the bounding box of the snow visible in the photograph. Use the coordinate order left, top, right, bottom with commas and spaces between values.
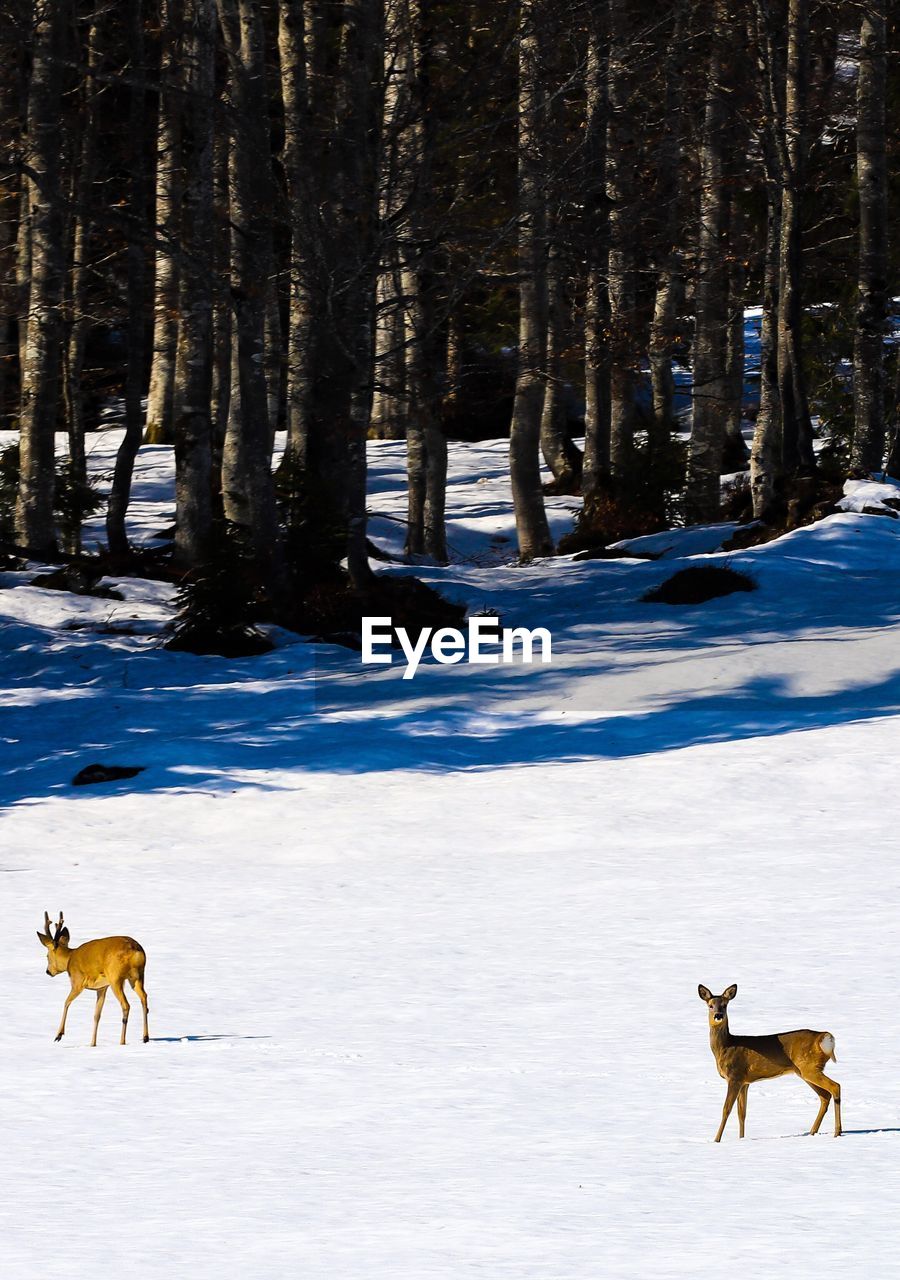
838, 476, 900, 517
3, 431, 900, 1277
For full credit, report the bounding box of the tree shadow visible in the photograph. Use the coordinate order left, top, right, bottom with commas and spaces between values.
5, 538, 900, 804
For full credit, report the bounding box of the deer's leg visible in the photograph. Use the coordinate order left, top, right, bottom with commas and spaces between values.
55, 983, 83, 1042
803, 1070, 841, 1137
91, 987, 108, 1047
132, 975, 150, 1043
806, 1083, 831, 1135
737, 1084, 749, 1138
111, 979, 130, 1046
715, 1080, 741, 1142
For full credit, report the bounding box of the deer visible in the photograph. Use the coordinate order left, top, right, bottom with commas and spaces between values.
698, 984, 841, 1141
37, 912, 150, 1046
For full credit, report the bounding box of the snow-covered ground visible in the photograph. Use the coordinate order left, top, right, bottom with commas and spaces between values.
3, 432, 900, 1278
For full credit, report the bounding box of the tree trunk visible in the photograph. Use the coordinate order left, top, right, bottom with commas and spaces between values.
218, 0, 281, 587
210, 124, 232, 481
851, 2, 888, 474
509, 0, 552, 561
107, 0, 149, 560
392, 0, 447, 563
371, 255, 407, 440
277, 0, 313, 499
648, 7, 685, 457
172, 0, 216, 568
15, 162, 32, 381
63, 6, 107, 545
606, 0, 639, 482
371, 20, 408, 445
685, 0, 731, 524
342, 0, 381, 588
750, 182, 782, 519
15, 1, 69, 552
778, 0, 814, 476
540, 242, 579, 492
723, 225, 749, 472
582, 7, 610, 502
750, 5, 785, 519
264, 273, 283, 446
144, 0, 181, 445
0, 8, 25, 431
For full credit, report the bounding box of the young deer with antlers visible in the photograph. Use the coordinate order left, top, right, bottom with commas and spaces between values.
37, 912, 150, 1046
698, 984, 841, 1141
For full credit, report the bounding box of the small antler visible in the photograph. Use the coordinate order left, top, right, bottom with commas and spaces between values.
51, 911, 64, 943
44, 910, 52, 938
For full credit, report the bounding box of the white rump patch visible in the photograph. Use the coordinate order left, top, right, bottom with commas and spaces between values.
820, 1033, 835, 1057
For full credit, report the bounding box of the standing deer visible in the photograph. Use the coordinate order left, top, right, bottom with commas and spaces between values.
37, 911, 150, 1046
698, 984, 841, 1140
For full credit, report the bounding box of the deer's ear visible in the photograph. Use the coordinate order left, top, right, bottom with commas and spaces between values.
57, 927, 70, 943
698, 985, 712, 1002
722, 984, 738, 1001
37, 931, 51, 947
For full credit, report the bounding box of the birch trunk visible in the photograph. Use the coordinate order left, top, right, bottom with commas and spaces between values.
540, 243, 579, 492
15, 0, 69, 552
277, 0, 313, 496
372, 18, 407, 444
685, 0, 730, 524
750, 181, 782, 519
851, 3, 888, 474
371, 257, 407, 440
145, 0, 181, 445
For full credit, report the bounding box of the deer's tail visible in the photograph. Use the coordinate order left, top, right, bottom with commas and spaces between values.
820, 1033, 836, 1062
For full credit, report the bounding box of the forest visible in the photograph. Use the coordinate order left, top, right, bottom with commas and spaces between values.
6, 5, 900, 1270
0, 0, 896, 627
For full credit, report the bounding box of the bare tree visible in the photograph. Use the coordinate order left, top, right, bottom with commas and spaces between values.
172, 0, 216, 567
851, 2, 888, 474
144, 0, 181, 445
107, 0, 150, 559
605, 0, 640, 483
15, 0, 70, 552
63, 4, 108, 531
685, 0, 731, 523
777, 0, 815, 476
218, 0, 281, 586
582, 3, 610, 504
509, 0, 552, 560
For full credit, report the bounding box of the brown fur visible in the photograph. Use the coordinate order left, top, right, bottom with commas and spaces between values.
698, 984, 841, 1141
38, 912, 149, 1046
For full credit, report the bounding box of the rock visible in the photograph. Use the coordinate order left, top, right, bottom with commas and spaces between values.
72, 764, 145, 787
642, 565, 756, 606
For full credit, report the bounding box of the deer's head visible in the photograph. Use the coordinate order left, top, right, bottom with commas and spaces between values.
37, 911, 70, 976
698, 983, 737, 1025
